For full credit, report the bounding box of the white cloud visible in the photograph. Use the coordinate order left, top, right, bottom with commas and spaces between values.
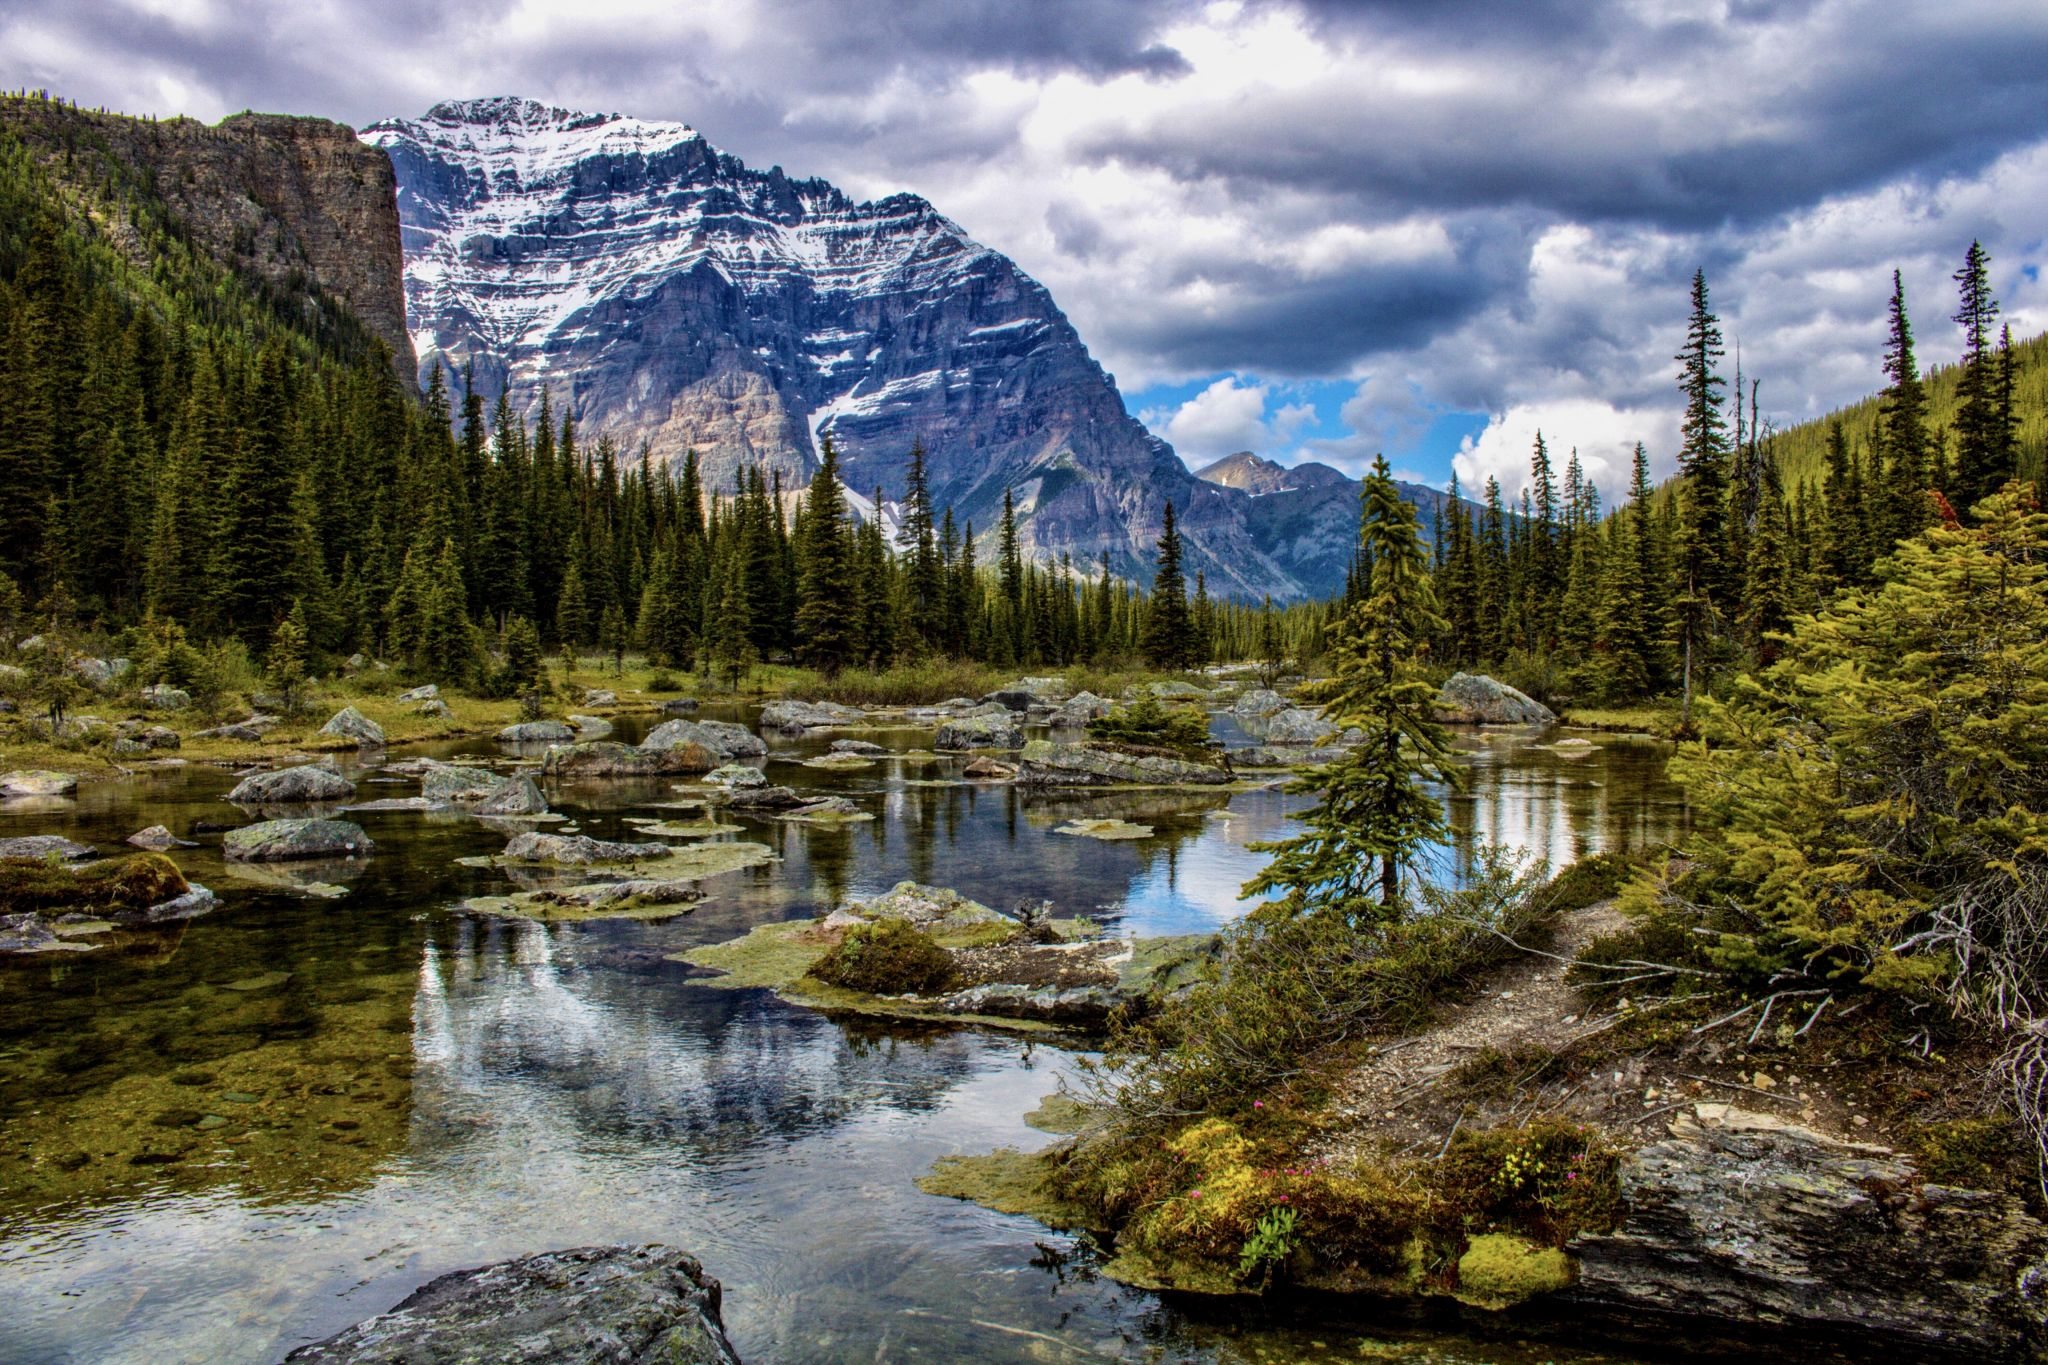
1141, 376, 1318, 465
1452, 399, 1676, 504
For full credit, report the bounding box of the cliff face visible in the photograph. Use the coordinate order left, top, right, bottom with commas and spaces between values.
363, 98, 1304, 599
0, 99, 416, 387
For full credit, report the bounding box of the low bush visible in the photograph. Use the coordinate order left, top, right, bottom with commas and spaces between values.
1085, 695, 1215, 758
807, 918, 955, 994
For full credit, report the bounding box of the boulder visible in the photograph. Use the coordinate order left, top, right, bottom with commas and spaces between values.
1132, 679, 1208, 700
0, 834, 95, 861
320, 706, 387, 746
659, 697, 701, 716
844, 881, 1009, 930
1017, 740, 1232, 787
476, 774, 549, 817
113, 725, 181, 756
719, 784, 808, 812
227, 764, 354, 805
963, 757, 1017, 780
1436, 672, 1556, 726
71, 655, 128, 689
568, 714, 614, 739
0, 769, 78, 797
1262, 707, 1340, 746
582, 688, 618, 707
499, 720, 576, 744
222, 819, 373, 861
343, 652, 368, 672
420, 762, 549, 817
706, 763, 768, 788
782, 796, 864, 819
828, 738, 887, 755
642, 718, 766, 760
500, 832, 668, 865
283, 1245, 740, 1365
395, 684, 439, 703
126, 825, 195, 850
1048, 691, 1111, 728
1568, 1104, 2048, 1359
758, 699, 864, 733
193, 722, 265, 742
141, 683, 192, 711
1231, 688, 1289, 719
936, 713, 1023, 751
543, 741, 717, 779
417, 699, 452, 718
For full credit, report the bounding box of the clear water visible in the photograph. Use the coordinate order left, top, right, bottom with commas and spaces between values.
0, 706, 1683, 1363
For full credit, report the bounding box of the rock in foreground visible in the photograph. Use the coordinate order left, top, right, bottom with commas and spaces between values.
1437, 672, 1556, 726
285, 1244, 740, 1364
227, 763, 354, 805
642, 719, 766, 761
223, 819, 373, 861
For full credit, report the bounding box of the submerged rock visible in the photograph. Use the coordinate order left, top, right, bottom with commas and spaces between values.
705, 763, 768, 788
126, 825, 195, 850
829, 738, 887, 755
226, 764, 354, 805
498, 720, 576, 744
544, 740, 718, 778
0, 834, 95, 861
758, 699, 864, 733
1017, 740, 1231, 787
642, 718, 766, 760
719, 784, 808, 812
780, 796, 869, 822
1437, 672, 1556, 726
935, 713, 1023, 751
320, 706, 386, 746
500, 832, 670, 865
659, 697, 701, 715
0, 770, 78, 797
284, 1244, 740, 1365
222, 819, 372, 861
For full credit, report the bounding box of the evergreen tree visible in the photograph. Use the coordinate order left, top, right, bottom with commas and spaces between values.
903, 441, 942, 649
1878, 269, 1932, 546
708, 552, 757, 691
1246, 457, 1459, 917
555, 558, 591, 648
1141, 501, 1194, 670
793, 437, 857, 675
266, 600, 310, 713
1674, 269, 1731, 721
1951, 240, 2007, 508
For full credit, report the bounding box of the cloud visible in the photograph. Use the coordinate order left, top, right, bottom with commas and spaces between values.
1141, 376, 1314, 465
1452, 399, 1676, 507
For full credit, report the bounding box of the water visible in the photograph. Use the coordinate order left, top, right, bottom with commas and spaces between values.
0, 707, 1684, 1363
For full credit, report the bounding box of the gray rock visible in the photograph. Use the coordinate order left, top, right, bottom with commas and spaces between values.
222, 819, 373, 861
1047, 691, 1112, 728
140, 884, 217, 921
227, 764, 355, 805
568, 714, 614, 739
0, 913, 79, 954
1231, 688, 1289, 719
127, 825, 196, 850
828, 738, 886, 755
544, 741, 717, 778
1261, 707, 1339, 746
962, 756, 1017, 779
1017, 740, 1231, 787
344, 652, 369, 672
417, 699, 452, 718
782, 796, 864, 819
320, 706, 387, 746
283, 1244, 739, 1365
0, 769, 78, 797
843, 881, 1009, 929
1437, 672, 1556, 726
706, 764, 768, 788
395, 684, 439, 703
0, 834, 95, 861
141, 683, 192, 711
476, 775, 549, 817
1569, 1104, 2048, 1359
720, 784, 807, 812
194, 723, 265, 742
113, 725, 181, 756
936, 713, 1023, 751
421, 762, 512, 805
582, 688, 618, 707
71, 655, 128, 689
643, 718, 766, 760
500, 832, 668, 865
942, 981, 1126, 1026
499, 720, 576, 744
758, 699, 864, 733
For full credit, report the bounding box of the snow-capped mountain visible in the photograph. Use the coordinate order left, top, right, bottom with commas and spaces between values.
362, 99, 1311, 597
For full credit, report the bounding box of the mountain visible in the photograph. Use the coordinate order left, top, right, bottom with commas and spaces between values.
0, 97, 414, 386
1194, 451, 1350, 497
360, 98, 1307, 599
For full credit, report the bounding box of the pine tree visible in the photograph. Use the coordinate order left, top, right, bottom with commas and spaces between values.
1951, 241, 2006, 509
555, 558, 591, 648
903, 441, 942, 649
266, 600, 311, 713
1141, 501, 1194, 670
1878, 269, 1932, 546
599, 601, 629, 674
793, 437, 857, 675
708, 551, 757, 690
1674, 269, 1731, 723
1246, 457, 1459, 918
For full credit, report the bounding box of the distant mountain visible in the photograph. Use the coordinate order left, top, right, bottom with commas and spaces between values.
1194, 451, 1350, 496
362, 98, 1304, 599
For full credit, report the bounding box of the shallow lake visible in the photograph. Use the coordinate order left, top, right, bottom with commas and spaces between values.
0, 706, 1685, 1363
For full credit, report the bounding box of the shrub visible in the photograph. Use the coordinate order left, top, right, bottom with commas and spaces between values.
646, 670, 681, 694
807, 918, 955, 994
1086, 695, 1215, 758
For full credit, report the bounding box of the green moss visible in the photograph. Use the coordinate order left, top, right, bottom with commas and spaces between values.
1023, 1092, 1094, 1134
917, 1148, 1091, 1227
1911, 1117, 2026, 1190
809, 918, 954, 994
1454, 1233, 1575, 1307
0, 851, 190, 917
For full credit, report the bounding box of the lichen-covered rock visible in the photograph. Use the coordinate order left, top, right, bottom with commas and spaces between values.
1436, 672, 1556, 726
829, 738, 886, 755
1231, 688, 1289, 719
395, 684, 439, 703
1047, 691, 1111, 728
543, 740, 717, 778
500, 832, 669, 865
845, 881, 1009, 930
936, 713, 1023, 751
498, 720, 576, 744
320, 706, 387, 746
0, 769, 78, 797
126, 825, 195, 850
719, 784, 809, 812
421, 762, 550, 817
781, 796, 868, 821
283, 1244, 740, 1365
476, 774, 549, 816
222, 819, 373, 861
1017, 740, 1231, 787
963, 756, 1017, 779
1567, 1104, 2048, 1358
582, 688, 618, 707
193, 722, 265, 742
417, 698, 452, 717
758, 699, 864, 733
1260, 707, 1341, 746
0, 834, 95, 861
705, 763, 768, 788
567, 714, 614, 738
227, 764, 354, 805
643, 718, 767, 760
141, 683, 192, 711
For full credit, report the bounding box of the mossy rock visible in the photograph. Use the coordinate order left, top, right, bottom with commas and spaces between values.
0, 852, 190, 918
808, 918, 953, 994
1454, 1232, 1575, 1307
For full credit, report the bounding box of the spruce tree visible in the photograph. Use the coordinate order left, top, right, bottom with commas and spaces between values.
1141, 501, 1193, 670
1951, 241, 2005, 508
708, 551, 757, 691
1878, 269, 1932, 546
267, 600, 310, 713
1674, 269, 1731, 722
1246, 457, 1459, 918
794, 437, 857, 675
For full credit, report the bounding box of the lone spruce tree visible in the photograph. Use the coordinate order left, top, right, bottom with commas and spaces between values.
794, 437, 857, 675
1674, 269, 1730, 725
1247, 457, 1460, 920
1141, 501, 1193, 670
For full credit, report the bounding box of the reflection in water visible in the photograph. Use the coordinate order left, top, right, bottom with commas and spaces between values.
0, 707, 1681, 1364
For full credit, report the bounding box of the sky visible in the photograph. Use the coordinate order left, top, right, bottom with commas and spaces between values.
6, 0, 2047, 499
